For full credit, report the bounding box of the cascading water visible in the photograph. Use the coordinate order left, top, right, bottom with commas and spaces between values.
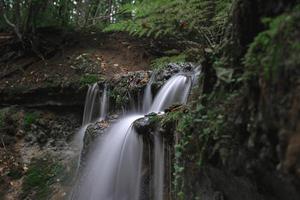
74, 83, 109, 147
72, 115, 144, 200
82, 83, 100, 126
148, 74, 192, 200
99, 84, 109, 120
149, 74, 192, 113
143, 72, 156, 113
72, 68, 198, 200
72, 83, 109, 176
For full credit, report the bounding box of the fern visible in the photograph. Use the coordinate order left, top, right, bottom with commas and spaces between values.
105, 0, 233, 48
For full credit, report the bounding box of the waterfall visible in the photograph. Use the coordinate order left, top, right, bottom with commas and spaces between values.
99, 84, 109, 120
74, 84, 109, 146
143, 72, 155, 113
149, 74, 192, 113
82, 83, 100, 126
72, 83, 109, 178
148, 74, 192, 200
72, 69, 198, 200
72, 115, 144, 200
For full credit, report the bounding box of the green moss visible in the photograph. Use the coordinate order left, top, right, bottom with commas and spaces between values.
21, 156, 64, 199
151, 54, 187, 70
168, 90, 238, 199
80, 74, 102, 86
109, 85, 130, 109
24, 112, 39, 129
244, 5, 300, 81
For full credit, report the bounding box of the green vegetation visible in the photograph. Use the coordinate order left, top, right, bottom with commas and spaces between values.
244, 6, 300, 81
80, 74, 102, 86
151, 54, 187, 70
159, 91, 238, 199
105, 0, 231, 43
109, 83, 131, 109
105, 0, 232, 67
21, 156, 64, 199
24, 112, 39, 129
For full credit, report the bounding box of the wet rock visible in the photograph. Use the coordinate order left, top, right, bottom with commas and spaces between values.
134, 117, 153, 135
82, 120, 111, 158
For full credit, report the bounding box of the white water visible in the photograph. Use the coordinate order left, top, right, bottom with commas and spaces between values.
72, 115, 143, 200
99, 84, 109, 120
74, 84, 109, 146
73, 71, 196, 200
148, 74, 192, 200
149, 74, 192, 113
82, 83, 100, 125
143, 72, 155, 113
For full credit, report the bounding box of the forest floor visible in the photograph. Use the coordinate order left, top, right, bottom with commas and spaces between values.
0, 31, 152, 90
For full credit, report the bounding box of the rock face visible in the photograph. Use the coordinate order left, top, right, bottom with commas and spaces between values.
81, 119, 111, 159
0, 84, 87, 107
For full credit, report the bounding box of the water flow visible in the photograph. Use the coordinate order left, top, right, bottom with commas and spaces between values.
143, 72, 155, 112
82, 83, 99, 125
100, 84, 109, 120
73, 72, 195, 200
73, 84, 109, 176
75, 84, 109, 147
149, 74, 192, 113
72, 115, 143, 200
149, 74, 192, 200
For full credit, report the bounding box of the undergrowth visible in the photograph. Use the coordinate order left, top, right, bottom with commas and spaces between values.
80, 74, 102, 86
21, 156, 64, 199
244, 5, 300, 81
151, 54, 187, 70
24, 112, 39, 129
161, 89, 239, 199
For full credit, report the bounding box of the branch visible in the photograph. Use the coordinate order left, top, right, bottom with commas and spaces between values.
1, 0, 22, 41
3, 12, 23, 41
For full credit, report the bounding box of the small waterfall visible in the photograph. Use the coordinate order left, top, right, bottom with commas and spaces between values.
99, 84, 109, 120
82, 83, 100, 126
149, 75, 192, 113
149, 74, 192, 200
71, 115, 144, 200
72, 83, 109, 177
74, 84, 109, 146
143, 72, 155, 113
72, 69, 198, 200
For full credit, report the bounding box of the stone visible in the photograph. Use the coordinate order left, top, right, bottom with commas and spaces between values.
133, 116, 156, 135
37, 131, 47, 144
